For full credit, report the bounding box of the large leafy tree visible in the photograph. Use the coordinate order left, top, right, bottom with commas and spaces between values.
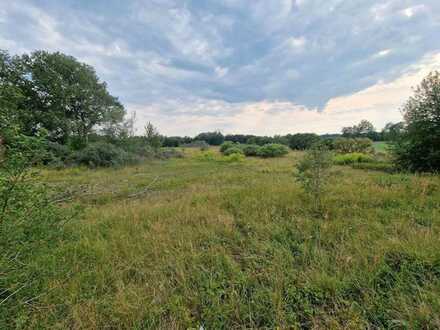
393, 72, 440, 172
0, 51, 24, 145
342, 119, 380, 140
1, 50, 124, 144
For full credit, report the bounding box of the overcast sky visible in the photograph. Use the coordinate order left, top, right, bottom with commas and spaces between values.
2, 0, 440, 136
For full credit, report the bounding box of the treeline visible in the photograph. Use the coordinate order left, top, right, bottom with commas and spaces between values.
1, 49, 439, 172
163, 120, 401, 149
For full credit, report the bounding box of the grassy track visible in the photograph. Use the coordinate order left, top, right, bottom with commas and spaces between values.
19, 149, 440, 328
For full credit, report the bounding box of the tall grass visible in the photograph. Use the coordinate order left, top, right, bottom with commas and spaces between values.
4, 148, 440, 328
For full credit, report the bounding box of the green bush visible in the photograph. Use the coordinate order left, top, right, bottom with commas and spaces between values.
196, 151, 217, 161
288, 133, 321, 150
223, 146, 244, 156
220, 153, 245, 163
42, 141, 71, 167
73, 142, 137, 168
241, 144, 260, 156
220, 141, 237, 153
256, 144, 289, 158
0, 147, 75, 326
333, 153, 375, 165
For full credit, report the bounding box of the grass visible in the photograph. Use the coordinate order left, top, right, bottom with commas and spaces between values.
7, 148, 440, 328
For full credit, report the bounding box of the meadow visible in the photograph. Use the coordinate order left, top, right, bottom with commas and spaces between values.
6, 147, 436, 329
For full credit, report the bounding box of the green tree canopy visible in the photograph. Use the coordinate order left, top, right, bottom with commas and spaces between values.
1, 50, 125, 145
394, 71, 440, 172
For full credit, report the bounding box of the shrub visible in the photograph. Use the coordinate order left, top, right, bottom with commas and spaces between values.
241, 144, 260, 156
196, 151, 217, 162
0, 144, 75, 325
333, 153, 375, 165
288, 133, 321, 150
221, 153, 245, 163
295, 144, 333, 216
220, 141, 237, 153
223, 146, 244, 156
42, 141, 71, 166
73, 142, 136, 168
256, 144, 289, 158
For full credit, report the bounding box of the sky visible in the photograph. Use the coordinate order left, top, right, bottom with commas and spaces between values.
1, 0, 440, 136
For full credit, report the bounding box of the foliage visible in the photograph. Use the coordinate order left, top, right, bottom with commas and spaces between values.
223, 146, 244, 156
393, 71, 440, 172
1, 50, 124, 145
247, 135, 275, 146
195, 131, 224, 146
73, 142, 138, 168
333, 152, 375, 165
295, 144, 333, 215
162, 136, 192, 147
144, 122, 162, 151
342, 119, 380, 140
157, 148, 184, 159
220, 141, 237, 153
241, 144, 260, 156
182, 140, 210, 150
381, 122, 405, 141
220, 152, 245, 163
0, 140, 75, 327
196, 151, 217, 162
331, 137, 373, 154
288, 133, 321, 150
224, 134, 256, 144
256, 143, 289, 158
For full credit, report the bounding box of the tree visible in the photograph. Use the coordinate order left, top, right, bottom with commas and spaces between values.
393, 72, 440, 172
288, 133, 321, 150
342, 120, 378, 140
295, 143, 333, 216
144, 122, 162, 151
382, 122, 404, 141
0, 51, 24, 141
1, 50, 125, 145
195, 131, 224, 145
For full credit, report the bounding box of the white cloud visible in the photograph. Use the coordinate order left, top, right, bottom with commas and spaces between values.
372, 49, 392, 59
287, 36, 306, 50
400, 5, 427, 18
215, 66, 229, 78
128, 52, 440, 136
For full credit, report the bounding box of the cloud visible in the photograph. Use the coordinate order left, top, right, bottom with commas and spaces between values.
1, 0, 440, 135
128, 51, 440, 136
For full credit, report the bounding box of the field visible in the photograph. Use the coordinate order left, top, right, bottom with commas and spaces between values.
11, 148, 440, 328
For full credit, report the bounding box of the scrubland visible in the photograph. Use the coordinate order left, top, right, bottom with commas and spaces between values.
7, 148, 438, 329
